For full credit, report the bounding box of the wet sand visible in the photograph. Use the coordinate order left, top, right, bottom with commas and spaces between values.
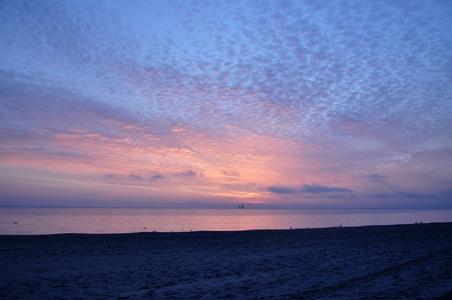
1, 223, 452, 299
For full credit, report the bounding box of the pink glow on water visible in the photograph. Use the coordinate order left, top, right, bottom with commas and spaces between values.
1, 208, 451, 235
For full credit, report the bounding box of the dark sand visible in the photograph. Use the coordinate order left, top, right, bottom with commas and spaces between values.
1, 223, 452, 299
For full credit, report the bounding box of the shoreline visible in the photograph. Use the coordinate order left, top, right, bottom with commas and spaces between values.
2, 221, 451, 236
2, 222, 452, 299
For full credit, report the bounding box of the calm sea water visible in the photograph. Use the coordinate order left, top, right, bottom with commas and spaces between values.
1, 207, 451, 235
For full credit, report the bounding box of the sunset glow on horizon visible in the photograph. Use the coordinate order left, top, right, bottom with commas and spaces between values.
1, 0, 451, 208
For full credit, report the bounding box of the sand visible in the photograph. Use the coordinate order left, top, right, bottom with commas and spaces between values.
1, 223, 452, 299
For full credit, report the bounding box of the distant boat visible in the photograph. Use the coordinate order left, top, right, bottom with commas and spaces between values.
238, 204, 245, 209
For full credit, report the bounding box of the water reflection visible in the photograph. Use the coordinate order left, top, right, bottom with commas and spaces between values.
1, 208, 451, 235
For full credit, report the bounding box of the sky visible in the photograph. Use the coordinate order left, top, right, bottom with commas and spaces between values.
1, 0, 451, 209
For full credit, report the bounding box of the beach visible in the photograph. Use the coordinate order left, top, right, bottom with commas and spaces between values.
1, 223, 452, 299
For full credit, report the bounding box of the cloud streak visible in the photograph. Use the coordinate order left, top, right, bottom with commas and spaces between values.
268, 184, 354, 195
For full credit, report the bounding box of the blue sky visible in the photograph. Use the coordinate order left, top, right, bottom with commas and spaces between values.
1, 0, 451, 208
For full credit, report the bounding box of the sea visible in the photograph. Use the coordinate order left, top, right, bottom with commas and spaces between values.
1, 207, 452, 235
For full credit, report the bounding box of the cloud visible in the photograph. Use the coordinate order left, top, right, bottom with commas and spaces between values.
363, 173, 388, 183
300, 184, 354, 194
1, 0, 451, 208
222, 170, 240, 177
268, 184, 354, 194
397, 192, 437, 199
151, 174, 164, 180
222, 183, 257, 192
327, 194, 346, 199
174, 170, 200, 177
129, 173, 143, 180
370, 193, 392, 198
267, 187, 297, 194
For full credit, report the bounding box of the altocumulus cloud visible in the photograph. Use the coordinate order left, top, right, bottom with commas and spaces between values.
268, 184, 354, 194
1, 0, 451, 208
